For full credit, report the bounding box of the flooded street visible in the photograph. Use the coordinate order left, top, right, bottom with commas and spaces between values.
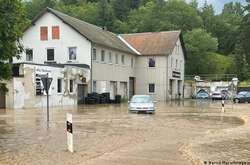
0, 100, 249, 165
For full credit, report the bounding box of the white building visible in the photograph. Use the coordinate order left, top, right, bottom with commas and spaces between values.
4, 8, 186, 109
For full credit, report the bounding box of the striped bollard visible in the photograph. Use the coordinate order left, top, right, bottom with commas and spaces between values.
66, 113, 73, 153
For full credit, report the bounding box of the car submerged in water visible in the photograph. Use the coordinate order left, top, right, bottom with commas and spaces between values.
128, 95, 156, 114
233, 91, 250, 103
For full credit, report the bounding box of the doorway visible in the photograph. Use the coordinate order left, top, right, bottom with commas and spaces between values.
110, 81, 117, 100
129, 77, 135, 99
77, 84, 87, 104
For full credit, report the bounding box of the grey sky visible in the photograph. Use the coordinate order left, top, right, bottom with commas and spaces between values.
186, 0, 246, 13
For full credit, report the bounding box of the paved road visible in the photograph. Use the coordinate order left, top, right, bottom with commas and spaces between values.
0, 100, 246, 165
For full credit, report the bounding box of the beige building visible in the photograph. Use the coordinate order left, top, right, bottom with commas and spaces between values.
4, 8, 186, 108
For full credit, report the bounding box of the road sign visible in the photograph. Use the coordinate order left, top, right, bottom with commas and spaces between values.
41, 77, 53, 93
41, 74, 53, 122
66, 113, 73, 153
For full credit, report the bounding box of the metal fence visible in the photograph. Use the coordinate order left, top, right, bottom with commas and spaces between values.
185, 74, 237, 82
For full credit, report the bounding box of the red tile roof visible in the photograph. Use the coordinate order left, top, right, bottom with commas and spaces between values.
121, 31, 181, 56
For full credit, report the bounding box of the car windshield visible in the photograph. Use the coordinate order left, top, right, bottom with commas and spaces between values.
238, 91, 247, 96
198, 93, 207, 96
131, 96, 152, 103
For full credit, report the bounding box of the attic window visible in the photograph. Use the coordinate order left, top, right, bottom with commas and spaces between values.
40, 26, 48, 41
52, 26, 60, 39
148, 57, 155, 67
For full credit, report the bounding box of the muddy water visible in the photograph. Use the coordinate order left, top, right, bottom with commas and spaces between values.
0, 100, 246, 165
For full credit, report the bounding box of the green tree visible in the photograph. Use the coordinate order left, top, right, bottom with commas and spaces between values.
0, 0, 27, 92
200, 2, 215, 33
241, 0, 250, 67
23, 0, 56, 19
184, 28, 218, 74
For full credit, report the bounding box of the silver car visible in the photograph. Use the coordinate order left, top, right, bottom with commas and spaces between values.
128, 95, 156, 114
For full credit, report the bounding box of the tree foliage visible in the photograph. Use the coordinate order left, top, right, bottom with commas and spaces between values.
18, 0, 250, 80
0, 0, 27, 92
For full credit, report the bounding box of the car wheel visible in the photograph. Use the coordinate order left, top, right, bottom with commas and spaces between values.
235, 99, 239, 103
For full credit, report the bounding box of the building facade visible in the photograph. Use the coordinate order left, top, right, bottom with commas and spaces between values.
5, 8, 186, 109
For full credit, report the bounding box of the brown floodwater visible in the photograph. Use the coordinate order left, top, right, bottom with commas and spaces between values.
0, 100, 248, 165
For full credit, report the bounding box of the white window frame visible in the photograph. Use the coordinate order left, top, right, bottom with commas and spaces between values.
69, 79, 74, 93
68, 47, 77, 61
46, 48, 55, 61
115, 54, 119, 64
148, 83, 155, 94
108, 52, 112, 63
57, 78, 63, 94
148, 57, 156, 68
101, 50, 105, 62
121, 55, 125, 65
26, 48, 33, 62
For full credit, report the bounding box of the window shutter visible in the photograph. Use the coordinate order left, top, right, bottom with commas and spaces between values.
52, 26, 60, 39
40, 26, 48, 41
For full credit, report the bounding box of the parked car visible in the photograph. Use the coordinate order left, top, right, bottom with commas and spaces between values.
128, 95, 156, 114
211, 91, 222, 100
196, 91, 209, 99
233, 91, 250, 103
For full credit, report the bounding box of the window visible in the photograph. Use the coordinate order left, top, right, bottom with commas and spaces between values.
148, 57, 155, 67
149, 84, 155, 93
47, 48, 54, 61
92, 48, 97, 60
121, 55, 125, 64
176, 59, 178, 68
69, 47, 77, 61
109, 52, 112, 63
69, 80, 74, 93
40, 26, 48, 41
57, 79, 62, 93
115, 54, 118, 64
131, 57, 134, 68
171, 57, 173, 68
26, 49, 33, 61
93, 81, 97, 92
101, 50, 105, 62
52, 26, 60, 39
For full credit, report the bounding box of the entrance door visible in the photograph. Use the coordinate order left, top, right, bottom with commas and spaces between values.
129, 77, 135, 99
110, 81, 117, 100
178, 80, 182, 99
77, 84, 87, 104
169, 79, 174, 99
0, 92, 5, 108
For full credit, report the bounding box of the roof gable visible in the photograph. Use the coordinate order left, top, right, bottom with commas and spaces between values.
121, 31, 184, 56
31, 8, 136, 54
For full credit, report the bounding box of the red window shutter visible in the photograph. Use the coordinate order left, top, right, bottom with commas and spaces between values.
52, 26, 60, 39
40, 26, 48, 41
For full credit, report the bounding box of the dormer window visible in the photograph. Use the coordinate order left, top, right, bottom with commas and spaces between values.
52, 26, 60, 40
40, 26, 48, 41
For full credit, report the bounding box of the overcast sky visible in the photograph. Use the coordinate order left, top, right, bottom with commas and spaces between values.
186, 0, 246, 13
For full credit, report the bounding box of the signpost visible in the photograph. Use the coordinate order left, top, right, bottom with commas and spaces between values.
66, 113, 73, 153
41, 73, 53, 122
221, 100, 225, 113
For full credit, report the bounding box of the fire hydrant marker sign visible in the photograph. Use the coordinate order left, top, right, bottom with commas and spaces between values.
66, 113, 73, 153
